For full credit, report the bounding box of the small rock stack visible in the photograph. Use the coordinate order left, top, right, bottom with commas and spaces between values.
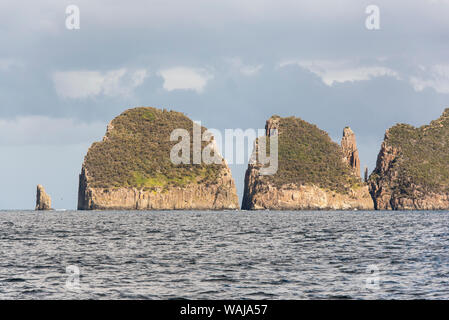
35, 184, 52, 210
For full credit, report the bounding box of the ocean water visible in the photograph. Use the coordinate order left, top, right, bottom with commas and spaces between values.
1, 210, 449, 300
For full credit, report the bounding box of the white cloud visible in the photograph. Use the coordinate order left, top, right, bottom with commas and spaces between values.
279, 59, 399, 86
0, 116, 106, 145
158, 67, 213, 93
52, 68, 148, 99
130, 69, 148, 87
410, 64, 449, 94
239, 64, 263, 76
227, 58, 263, 76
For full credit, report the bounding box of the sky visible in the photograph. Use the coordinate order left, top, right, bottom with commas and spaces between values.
1, 0, 448, 209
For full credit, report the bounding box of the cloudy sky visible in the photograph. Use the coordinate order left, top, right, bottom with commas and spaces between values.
1, 0, 448, 209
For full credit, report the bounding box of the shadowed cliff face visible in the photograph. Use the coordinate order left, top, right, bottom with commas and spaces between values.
242, 116, 373, 210
369, 108, 449, 210
78, 107, 239, 210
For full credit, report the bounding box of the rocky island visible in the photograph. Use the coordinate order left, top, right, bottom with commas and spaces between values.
35, 184, 52, 210
78, 107, 239, 210
369, 108, 449, 210
242, 116, 374, 210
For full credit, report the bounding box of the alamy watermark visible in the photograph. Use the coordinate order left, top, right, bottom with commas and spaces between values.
364, 264, 380, 290
170, 121, 279, 175
365, 5, 380, 30
65, 5, 80, 30
355, 264, 381, 292
65, 265, 81, 291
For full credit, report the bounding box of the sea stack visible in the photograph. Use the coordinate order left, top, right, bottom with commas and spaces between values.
369, 108, 449, 210
341, 127, 361, 178
35, 185, 52, 210
241, 116, 374, 210
77, 107, 239, 210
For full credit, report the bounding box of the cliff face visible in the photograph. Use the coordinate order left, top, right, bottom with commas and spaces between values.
242, 116, 374, 210
78, 107, 239, 210
78, 165, 238, 210
369, 108, 449, 210
242, 168, 373, 210
36, 184, 52, 210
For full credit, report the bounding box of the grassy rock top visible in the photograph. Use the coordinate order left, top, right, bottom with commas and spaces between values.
383, 108, 449, 192
261, 116, 361, 194
83, 107, 224, 190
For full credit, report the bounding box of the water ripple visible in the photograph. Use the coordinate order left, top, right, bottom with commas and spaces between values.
0, 210, 449, 299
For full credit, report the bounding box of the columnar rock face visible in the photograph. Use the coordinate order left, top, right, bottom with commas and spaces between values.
369, 108, 449, 210
341, 127, 361, 178
242, 116, 374, 210
78, 107, 239, 210
78, 165, 239, 210
35, 185, 52, 210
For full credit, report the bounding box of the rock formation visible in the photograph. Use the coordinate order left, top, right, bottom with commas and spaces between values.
369, 108, 449, 210
78, 107, 239, 210
341, 127, 361, 178
242, 116, 374, 210
364, 166, 369, 183
35, 184, 52, 210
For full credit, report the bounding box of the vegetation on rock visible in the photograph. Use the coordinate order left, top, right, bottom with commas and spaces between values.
371, 108, 449, 196
83, 107, 224, 191
258, 116, 361, 194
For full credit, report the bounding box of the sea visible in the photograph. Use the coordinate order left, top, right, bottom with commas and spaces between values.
1, 210, 448, 299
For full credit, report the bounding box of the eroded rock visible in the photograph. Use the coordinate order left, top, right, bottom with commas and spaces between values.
35, 184, 52, 210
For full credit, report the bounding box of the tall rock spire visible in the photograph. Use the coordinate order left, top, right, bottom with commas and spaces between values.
341, 127, 361, 178
35, 184, 52, 210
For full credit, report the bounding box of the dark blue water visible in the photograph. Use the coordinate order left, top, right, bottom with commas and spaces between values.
1, 210, 449, 299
